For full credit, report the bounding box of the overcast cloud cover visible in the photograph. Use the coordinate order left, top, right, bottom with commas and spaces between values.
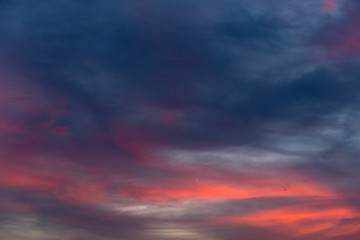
1, 0, 360, 239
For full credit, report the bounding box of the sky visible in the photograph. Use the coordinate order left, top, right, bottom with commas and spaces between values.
0, 0, 360, 239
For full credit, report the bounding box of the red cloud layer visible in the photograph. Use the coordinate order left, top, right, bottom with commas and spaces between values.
0, 74, 359, 240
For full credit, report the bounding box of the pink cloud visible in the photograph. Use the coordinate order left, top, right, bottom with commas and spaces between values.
321, 0, 337, 14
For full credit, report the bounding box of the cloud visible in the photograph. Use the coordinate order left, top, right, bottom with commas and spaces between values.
0, 0, 359, 239
321, 0, 337, 14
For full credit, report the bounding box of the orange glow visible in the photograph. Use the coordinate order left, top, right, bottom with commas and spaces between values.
219, 205, 359, 237
120, 177, 336, 201
232, 207, 353, 223
324, 221, 360, 238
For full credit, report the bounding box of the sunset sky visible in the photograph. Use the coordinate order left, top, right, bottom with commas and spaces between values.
1, 0, 360, 239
